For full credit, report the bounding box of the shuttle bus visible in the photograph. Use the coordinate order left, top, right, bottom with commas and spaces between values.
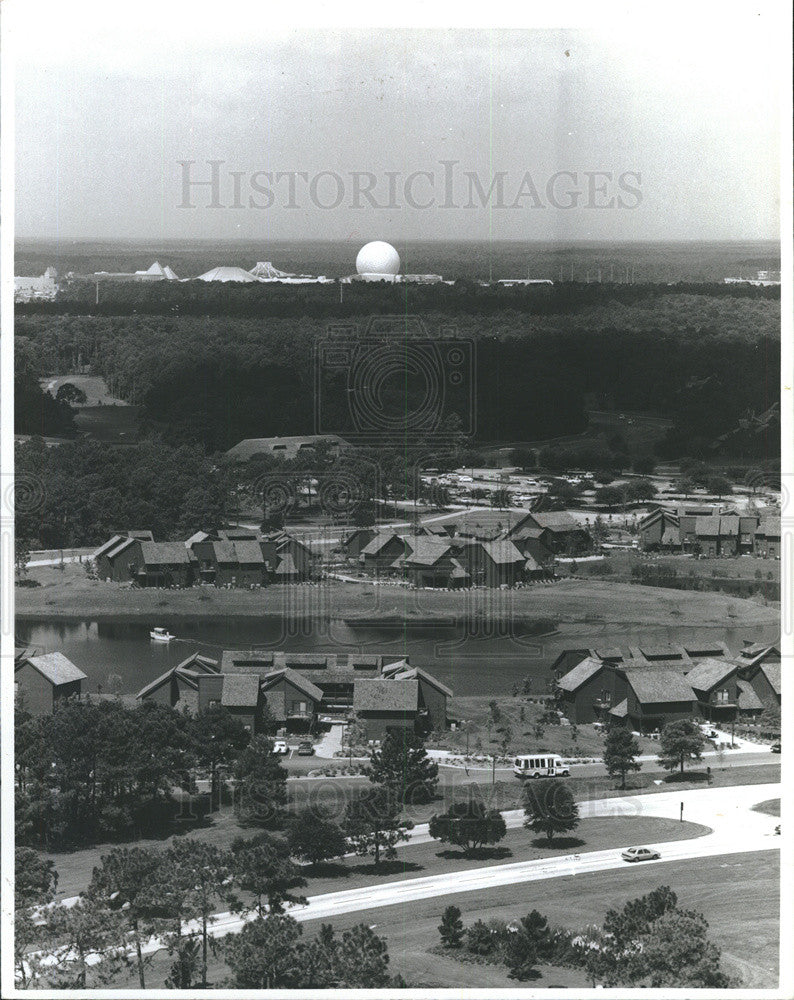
513, 753, 570, 779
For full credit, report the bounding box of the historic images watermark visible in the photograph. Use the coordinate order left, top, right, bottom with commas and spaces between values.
176, 160, 643, 212
314, 316, 475, 443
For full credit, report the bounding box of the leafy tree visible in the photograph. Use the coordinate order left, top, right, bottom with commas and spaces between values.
522, 778, 580, 843
15, 536, 32, 577
624, 478, 656, 501
599, 887, 732, 986
310, 923, 393, 988
677, 476, 695, 498
438, 905, 465, 948
368, 729, 439, 805
165, 839, 234, 988
287, 806, 348, 867
504, 909, 550, 980
603, 727, 642, 789
190, 705, 250, 809
705, 474, 732, 499
603, 885, 679, 950
595, 485, 626, 509
345, 786, 412, 868
55, 382, 88, 404
428, 797, 508, 855
15, 846, 58, 909
164, 935, 201, 989
233, 733, 288, 827
41, 898, 130, 989
632, 455, 656, 476
657, 719, 705, 775
640, 908, 733, 987
352, 500, 377, 527
510, 447, 536, 471
88, 846, 166, 988
490, 488, 512, 510
230, 832, 307, 916
224, 914, 304, 989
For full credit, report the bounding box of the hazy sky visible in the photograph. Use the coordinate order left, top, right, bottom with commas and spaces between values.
13, 3, 784, 243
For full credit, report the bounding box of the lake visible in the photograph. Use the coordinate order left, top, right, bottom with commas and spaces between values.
16, 618, 779, 698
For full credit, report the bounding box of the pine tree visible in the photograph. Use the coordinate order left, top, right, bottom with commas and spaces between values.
603, 727, 642, 788
367, 729, 438, 805
438, 905, 465, 948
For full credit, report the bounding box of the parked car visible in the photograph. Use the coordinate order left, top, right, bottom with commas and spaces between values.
621, 846, 661, 863
271, 740, 289, 755
771, 741, 781, 754
297, 741, 315, 756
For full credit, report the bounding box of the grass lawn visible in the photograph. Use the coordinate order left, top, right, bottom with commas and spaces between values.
41, 761, 779, 899
17, 564, 779, 626
434, 695, 659, 759
751, 798, 780, 817
106, 849, 778, 990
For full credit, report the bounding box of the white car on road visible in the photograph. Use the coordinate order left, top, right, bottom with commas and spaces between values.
621, 846, 661, 863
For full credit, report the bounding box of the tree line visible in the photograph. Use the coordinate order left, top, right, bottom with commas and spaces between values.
16, 287, 779, 456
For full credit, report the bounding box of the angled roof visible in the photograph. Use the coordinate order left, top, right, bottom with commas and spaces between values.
19, 652, 87, 686
140, 541, 191, 564
609, 698, 628, 717
93, 534, 125, 559
757, 517, 781, 538
176, 652, 219, 674
135, 666, 180, 700
403, 537, 453, 566
632, 644, 688, 662
685, 657, 737, 693
736, 679, 764, 711
683, 641, 729, 659
212, 540, 238, 564
759, 662, 781, 695
660, 527, 680, 546
233, 540, 265, 564
361, 532, 404, 557
720, 516, 740, 535
695, 516, 721, 536
106, 536, 139, 560
556, 656, 605, 692
529, 511, 581, 532
274, 553, 299, 576
392, 665, 453, 698
263, 689, 286, 721
221, 673, 262, 708
353, 678, 419, 713
186, 531, 213, 546
479, 539, 525, 565
260, 668, 323, 702
624, 669, 695, 705
452, 510, 529, 540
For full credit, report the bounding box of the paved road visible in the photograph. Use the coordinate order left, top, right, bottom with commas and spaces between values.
141, 781, 780, 951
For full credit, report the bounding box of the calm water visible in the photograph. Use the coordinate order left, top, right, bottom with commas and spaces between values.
17, 618, 779, 698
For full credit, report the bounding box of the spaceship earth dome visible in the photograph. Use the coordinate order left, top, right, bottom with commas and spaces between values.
355, 241, 401, 276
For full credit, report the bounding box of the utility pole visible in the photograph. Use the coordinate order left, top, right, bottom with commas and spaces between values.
492, 753, 496, 785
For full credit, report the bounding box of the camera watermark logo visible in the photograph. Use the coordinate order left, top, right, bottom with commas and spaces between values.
315, 316, 475, 444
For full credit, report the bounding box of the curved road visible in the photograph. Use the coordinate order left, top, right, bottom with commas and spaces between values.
147, 782, 781, 949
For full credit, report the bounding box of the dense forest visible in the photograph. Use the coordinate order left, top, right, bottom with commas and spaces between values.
16, 287, 780, 458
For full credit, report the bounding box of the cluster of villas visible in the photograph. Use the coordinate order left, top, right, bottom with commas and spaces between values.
552, 640, 781, 733
138, 650, 451, 742
341, 510, 591, 588
92, 528, 313, 588
639, 507, 781, 558
14, 643, 453, 743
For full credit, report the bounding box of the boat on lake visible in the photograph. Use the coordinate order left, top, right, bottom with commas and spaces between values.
149, 627, 175, 642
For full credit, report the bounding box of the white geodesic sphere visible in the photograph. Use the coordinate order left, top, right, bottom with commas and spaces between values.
355, 241, 401, 276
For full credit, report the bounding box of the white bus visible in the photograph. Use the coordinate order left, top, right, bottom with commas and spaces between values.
513, 753, 570, 779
